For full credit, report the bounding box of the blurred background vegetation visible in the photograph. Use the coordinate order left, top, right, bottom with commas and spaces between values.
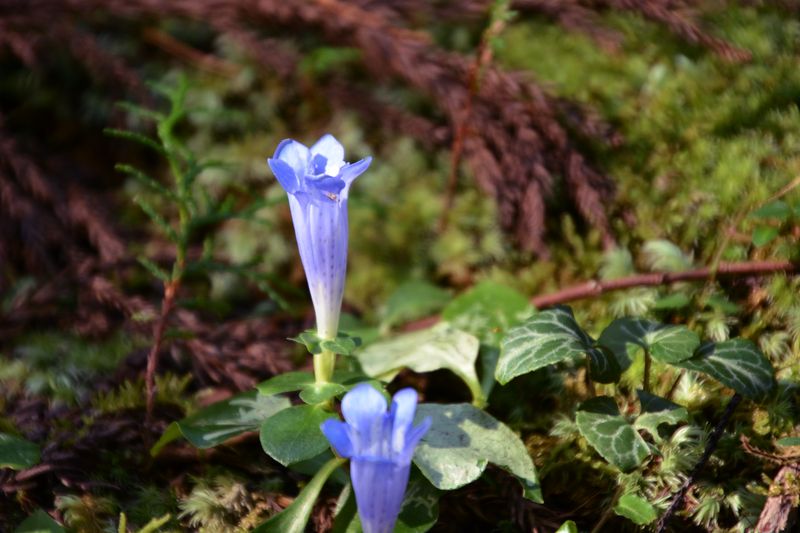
2, 1, 800, 531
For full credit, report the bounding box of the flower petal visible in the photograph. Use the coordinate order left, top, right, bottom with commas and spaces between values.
310, 134, 345, 174
275, 139, 309, 178
268, 157, 300, 193
306, 176, 346, 197
342, 383, 388, 437
398, 416, 431, 464
339, 157, 372, 190
389, 388, 418, 454
321, 419, 355, 458
350, 459, 410, 533
301, 197, 348, 338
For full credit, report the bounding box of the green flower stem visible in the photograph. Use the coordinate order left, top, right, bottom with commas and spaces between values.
468, 380, 487, 409
314, 349, 336, 385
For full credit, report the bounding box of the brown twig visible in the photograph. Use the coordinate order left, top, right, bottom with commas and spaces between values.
402, 259, 799, 332
530, 260, 798, 308
145, 279, 179, 421
655, 393, 742, 533
590, 484, 624, 533
438, 6, 508, 232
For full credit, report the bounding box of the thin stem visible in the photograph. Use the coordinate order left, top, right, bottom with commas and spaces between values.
438, 5, 508, 233
146, 278, 179, 421
313, 349, 336, 384
584, 364, 596, 397
531, 260, 797, 309
643, 349, 651, 393
655, 394, 742, 533
591, 484, 624, 533
665, 370, 685, 401
402, 260, 797, 333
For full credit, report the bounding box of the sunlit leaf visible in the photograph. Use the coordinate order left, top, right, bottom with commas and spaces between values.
260, 404, 336, 466
673, 339, 775, 399
357, 324, 483, 404
598, 318, 699, 369
614, 494, 657, 525
381, 280, 450, 330
441, 281, 531, 346
496, 306, 619, 384
575, 396, 650, 471
413, 403, 542, 503
151, 390, 289, 456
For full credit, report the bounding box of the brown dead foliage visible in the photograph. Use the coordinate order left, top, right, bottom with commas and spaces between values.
1, 0, 749, 257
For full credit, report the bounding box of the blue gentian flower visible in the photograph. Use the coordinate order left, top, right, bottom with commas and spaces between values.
321, 384, 431, 533
267, 134, 371, 339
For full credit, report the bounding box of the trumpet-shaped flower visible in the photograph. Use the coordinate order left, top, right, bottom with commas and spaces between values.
321, 384, 431, 533
267, 134, 371, 339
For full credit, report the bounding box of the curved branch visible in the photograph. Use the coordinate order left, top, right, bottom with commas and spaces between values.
531, 260, 797, 308
403, 260, 798, 332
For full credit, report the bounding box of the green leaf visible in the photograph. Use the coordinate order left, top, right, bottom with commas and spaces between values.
673, 339, 775, 399
357, 324, 483, 405
115, 101, 165, 122
575, 396, 650, 471
441, 281, 532, 345
0, 433, 40, 470
496, 306, 618, 385
752, 226, 779, 247
320, 333, 362, 356
115, 164, 175, 200
289, 331, 322, 354
252, 457, 345, 533
642, 240, 693, 272
413, 403, 542, 503
751, 200, 791, 221
150, 390, 289, 455
598, 318, 700, 369
331, 483, 359, 533
290, 331, 361, 356
706, 294, 741, 314
776, 437, 800, 447
260, 404, 336, 466
133, 196, 179, 243
299, 382, 348, 404
633, 407, 688, 444
555, 521, 578, 533
587, 346, 622, 384
339, 314, 381, 347
395, 471, 441, 533
137, 256, 170, 282
614, 494, 658, 525
381, 280, 451, 329
652, 292, 691, 310
257, 371, 314, 396
105, 129, 166, 155
637, 390, 682, 413
478, 346, 501, 399
14, 510, 65, 533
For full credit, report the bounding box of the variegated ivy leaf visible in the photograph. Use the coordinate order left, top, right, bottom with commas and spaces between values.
575, 396, 650, 471
634, 408, 688, 444
673, 339, 775, 399
598, 318, 700, 369
634, 390, 688, 443
413, 403, 542, 503
496, 306, 620, 385
357, 324, 483, 405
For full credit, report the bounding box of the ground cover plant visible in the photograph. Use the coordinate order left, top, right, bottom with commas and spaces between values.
2, 1, 800, 531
